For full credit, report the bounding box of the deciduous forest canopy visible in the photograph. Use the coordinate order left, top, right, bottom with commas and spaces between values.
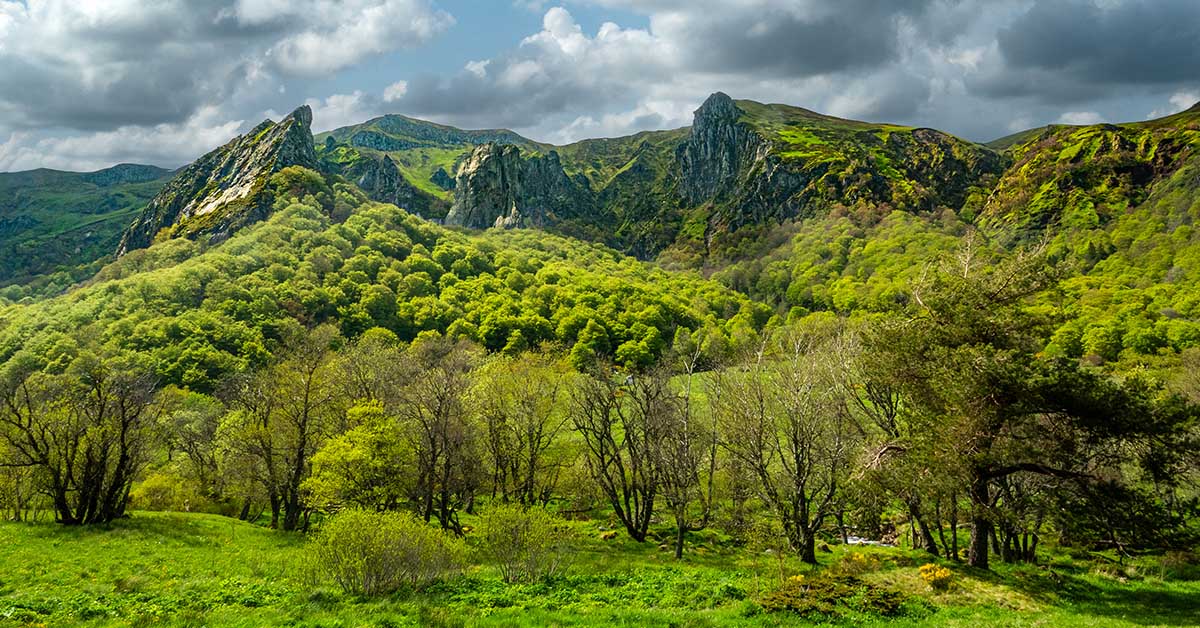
1, 2, 1200, 625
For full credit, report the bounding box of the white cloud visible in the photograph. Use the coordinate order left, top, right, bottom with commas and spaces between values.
0, 106, 245, 172
1148, 90, 1199, 118
465, 60, 490, 78
264, 0, 454, 75
284, 91, 383, 133
383, 80, 409, 102
1057, 111, 1104, 125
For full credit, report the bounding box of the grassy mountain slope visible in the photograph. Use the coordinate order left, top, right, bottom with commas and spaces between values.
314, 114, 550, 212
3, 510, 1197, 627
0, 164, 170, 290
980, 107, 1200, 237
0, 173, 764, 391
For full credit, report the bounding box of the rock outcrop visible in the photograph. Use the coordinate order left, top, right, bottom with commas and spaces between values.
118, 106, 318, 254
344, 154, 446, 218
430, 167, 456, 191
675, 92, 1005, 230
677, 92, 769, 204
445, 144, 594, 229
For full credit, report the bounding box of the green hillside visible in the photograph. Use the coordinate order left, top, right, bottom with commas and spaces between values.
0, 164, 170, 292
0, 167, 763, 392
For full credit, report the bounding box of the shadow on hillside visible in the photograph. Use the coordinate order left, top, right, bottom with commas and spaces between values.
958, 560, 1200, 626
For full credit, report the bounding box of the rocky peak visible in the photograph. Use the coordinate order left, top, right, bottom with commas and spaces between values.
117, 105, 318, 255
446, 143, 596, 229
694, 92, 740, 125
677, 92, 765, 204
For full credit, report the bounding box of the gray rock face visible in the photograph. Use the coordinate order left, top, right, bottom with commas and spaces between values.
118, 105, 318, 255
445, 144, 594, 229
676, 92, 803, 228
677, 92, 769, 204
430, 167, 456, 191
346, 154, 443, 217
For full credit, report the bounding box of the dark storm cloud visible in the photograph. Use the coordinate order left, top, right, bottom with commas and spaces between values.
975, 0, 1200, 102
0, 0, 451, 132
660, 0, 936, 78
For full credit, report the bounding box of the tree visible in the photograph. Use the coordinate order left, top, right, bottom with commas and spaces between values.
393, 335, 482, 533
0, 353, 159, 525
569, 366, 667, 542
470, 352, 570, 505
714, 325, 858, 564
877, 244, 1199, 568
220, 324, 343, 530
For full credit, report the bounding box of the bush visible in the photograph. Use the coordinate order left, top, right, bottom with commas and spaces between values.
919, 563, 953, 591
477, 504, 575, 583
312, 509, 466, 595
760, 573, 920, 618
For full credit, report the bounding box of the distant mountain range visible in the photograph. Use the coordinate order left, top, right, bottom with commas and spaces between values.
3, 93, 1198, 301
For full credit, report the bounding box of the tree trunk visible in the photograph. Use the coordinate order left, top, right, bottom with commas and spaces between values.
674, 520, 686, 560
908, 499, 940, 556
967, 473, 991, 569
799, 529, 818, 565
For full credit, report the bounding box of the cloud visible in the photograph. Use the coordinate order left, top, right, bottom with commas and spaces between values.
975, 0, 1200, 103
0, 106, 246, 172
299, 92, 386, 133
256, 0, 454, 75
1057, 111, 1104, 125
387, 3, 946, 142
383, 81, 410, 102
4, 0, 1197, 171
0, 0, 452, 132
1149, 90, 1200, 119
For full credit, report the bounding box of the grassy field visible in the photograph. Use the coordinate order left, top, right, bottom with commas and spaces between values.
1, 511, 1197, 627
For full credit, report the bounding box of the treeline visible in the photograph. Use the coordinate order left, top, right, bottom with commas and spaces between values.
2, 244, 1196, 571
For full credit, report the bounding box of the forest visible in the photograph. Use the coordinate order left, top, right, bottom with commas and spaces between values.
1, 169, 1198, 626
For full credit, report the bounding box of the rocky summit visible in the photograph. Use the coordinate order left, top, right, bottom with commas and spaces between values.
117, 105, 318, 255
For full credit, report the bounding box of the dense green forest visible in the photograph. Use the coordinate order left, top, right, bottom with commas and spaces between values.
1, 162, 1198, 626
1, 90, 1199, 626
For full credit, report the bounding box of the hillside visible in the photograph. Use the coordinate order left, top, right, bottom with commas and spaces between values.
2, 94, 1198, 376
0, 164, 170, 289
0, 172, 764, 392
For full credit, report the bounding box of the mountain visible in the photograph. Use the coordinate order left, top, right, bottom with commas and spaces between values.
978, 105, 1200, 239
0, 163, 171, 288
315, 92, 1003, 261
4, 93, 1199, 378
313, 114, 548, 221
117, 105, 318, 255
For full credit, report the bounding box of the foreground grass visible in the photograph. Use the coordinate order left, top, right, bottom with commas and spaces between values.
0, 512, 1197, 627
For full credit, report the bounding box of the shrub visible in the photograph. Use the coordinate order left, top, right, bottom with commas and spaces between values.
312, 509, 466, 595
919, 563, 953, 591
478, 504, 575, 583
760, 573, 919, 618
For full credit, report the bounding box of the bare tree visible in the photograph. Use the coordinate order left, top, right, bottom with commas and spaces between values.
0, 354, 159, 525
569, 367, 667, 542
714, 327, 858, 564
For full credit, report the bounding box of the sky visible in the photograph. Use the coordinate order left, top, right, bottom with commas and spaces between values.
0, 0, 1197, 172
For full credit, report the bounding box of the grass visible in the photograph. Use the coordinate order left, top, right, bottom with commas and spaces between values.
1, 511, 1197, 627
